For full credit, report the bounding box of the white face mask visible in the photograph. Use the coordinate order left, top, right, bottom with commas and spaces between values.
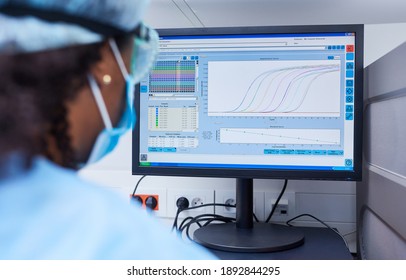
81, 28, 158, 167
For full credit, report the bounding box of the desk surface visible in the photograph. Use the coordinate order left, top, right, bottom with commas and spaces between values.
206, 226, 352, 260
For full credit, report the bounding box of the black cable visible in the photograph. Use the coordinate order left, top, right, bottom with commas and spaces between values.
171, 208, 182, 232
179, 214, 235, 232
180, 214, 235, 240
132, 175, 147, 196
265, 179, 288, 223
171, 197, 190, 232
172, 202, 237, 232
286, 213, 349, 249
178, 202, 232, 212
172, 201, 264, 240
177, 216, 195, 232
253, 212, 259, 222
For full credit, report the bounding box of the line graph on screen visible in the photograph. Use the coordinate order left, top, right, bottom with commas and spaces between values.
208, 60, 341, 117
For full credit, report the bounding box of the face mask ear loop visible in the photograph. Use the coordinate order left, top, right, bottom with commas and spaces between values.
87, 74, 113, 130
108, 38, 136, 114
108, 38, 130, 78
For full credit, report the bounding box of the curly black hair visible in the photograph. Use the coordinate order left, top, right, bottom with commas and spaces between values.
0, 35, 130, 171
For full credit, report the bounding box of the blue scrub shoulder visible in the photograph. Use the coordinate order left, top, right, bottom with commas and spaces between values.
0, 157, 216, 260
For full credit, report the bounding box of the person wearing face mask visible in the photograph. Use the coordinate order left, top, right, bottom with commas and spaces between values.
0, 0, 216, 260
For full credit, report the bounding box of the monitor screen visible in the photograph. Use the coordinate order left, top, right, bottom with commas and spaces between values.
132, 25, 363, 181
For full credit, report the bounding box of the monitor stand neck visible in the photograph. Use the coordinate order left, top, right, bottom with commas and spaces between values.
236, 178, 254, 229
193, 177, 305, 253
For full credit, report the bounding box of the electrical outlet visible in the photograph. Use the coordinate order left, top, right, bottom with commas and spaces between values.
215, 190, 265, 221
167, 189, 214, 218
224, 198, 236, 212
270, 198, 289, 216
130, 188, 167, 217
130, 194, 159, 211
214, 191, 236, 218
191, 197, 205, 208
265, 192, 295, 222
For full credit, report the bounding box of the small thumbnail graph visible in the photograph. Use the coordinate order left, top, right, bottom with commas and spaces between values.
208, 60, 341, 117
149, 60, 196, 93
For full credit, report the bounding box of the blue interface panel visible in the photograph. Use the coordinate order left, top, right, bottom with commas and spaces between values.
138, 32, 357, 171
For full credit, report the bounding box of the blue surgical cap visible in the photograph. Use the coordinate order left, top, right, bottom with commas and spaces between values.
0, 0, 150, 54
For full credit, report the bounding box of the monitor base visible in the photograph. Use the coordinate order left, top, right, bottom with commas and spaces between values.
193, 222, 304, 253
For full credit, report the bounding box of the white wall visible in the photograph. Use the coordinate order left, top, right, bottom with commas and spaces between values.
364, 23, 406, 66
79, 22, 406, 253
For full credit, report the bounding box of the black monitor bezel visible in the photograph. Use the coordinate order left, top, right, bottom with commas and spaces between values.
132, 24, 364, 181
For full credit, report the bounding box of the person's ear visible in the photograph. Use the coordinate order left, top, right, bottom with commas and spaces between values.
88, 40, 120, 89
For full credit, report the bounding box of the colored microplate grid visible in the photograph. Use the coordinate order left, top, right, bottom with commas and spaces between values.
149, 60, 196, 93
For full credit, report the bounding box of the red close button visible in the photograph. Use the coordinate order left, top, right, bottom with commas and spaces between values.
346, 45, 354, 52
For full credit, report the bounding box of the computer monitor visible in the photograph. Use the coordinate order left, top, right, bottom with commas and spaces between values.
132, 24, 364, 252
